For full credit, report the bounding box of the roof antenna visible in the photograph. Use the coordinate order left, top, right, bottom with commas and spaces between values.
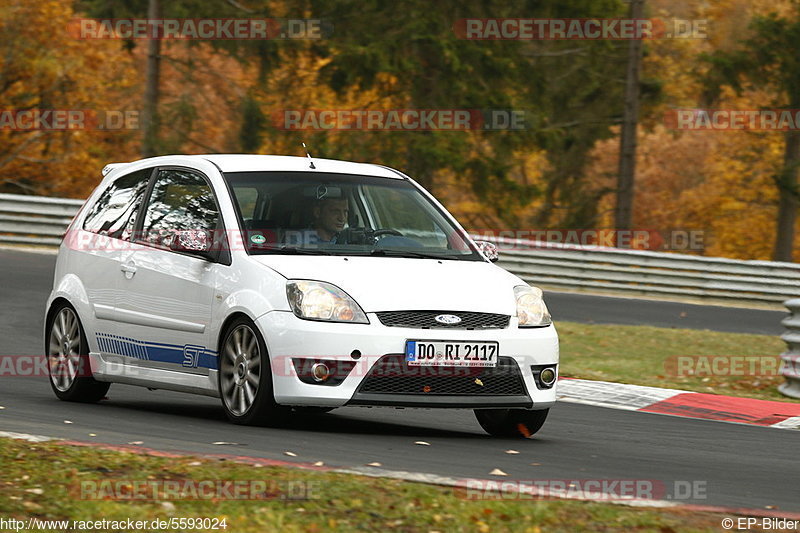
302, 142, 316, 169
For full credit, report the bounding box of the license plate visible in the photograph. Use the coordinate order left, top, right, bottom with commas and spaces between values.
405, 340, 498, 367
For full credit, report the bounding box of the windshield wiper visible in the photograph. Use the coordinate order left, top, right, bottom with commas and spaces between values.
365, 249, 459, 260
253, 245, 333, 255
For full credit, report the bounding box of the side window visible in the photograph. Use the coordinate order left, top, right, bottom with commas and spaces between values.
82, 168, 152, 240
140, 169, 219, 249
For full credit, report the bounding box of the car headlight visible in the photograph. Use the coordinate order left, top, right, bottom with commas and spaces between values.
286, 280, 369, 323
514, 285, 552, 327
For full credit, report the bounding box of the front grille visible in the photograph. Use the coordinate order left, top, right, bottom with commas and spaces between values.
376, 311, 509, 329
356, 355, 527, 396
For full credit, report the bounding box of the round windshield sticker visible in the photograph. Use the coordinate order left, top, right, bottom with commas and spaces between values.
250, 234, 266, 245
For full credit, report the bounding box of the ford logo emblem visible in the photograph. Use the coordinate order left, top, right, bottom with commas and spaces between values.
435, 314, 462, 325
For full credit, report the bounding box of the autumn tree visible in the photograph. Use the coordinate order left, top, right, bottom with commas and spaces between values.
0, 0, 139, 196
701, 7, 800, 261
76, 0, 280, 157
243, 0, 633, 230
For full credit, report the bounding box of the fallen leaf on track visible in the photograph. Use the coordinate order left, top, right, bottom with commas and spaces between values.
516, 423, 531, 438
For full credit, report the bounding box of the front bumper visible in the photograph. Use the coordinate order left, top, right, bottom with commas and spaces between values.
257, 310, 559, 409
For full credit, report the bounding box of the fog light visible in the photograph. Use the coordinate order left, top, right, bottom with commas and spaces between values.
311, 363, 330, 382
540, 367, 556, 386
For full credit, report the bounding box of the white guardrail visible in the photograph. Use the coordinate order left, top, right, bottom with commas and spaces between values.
481, 235, 800, 305
2, 191, 799, 397
3, 192, 800, 303
0, 193, 84, 247
780, 299, 800, 399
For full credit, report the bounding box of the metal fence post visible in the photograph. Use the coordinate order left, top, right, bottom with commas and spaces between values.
779, 299, 800, 399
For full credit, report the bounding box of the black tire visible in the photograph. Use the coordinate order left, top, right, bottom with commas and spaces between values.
45, 302, 110, 403
474, 408, 549, 438
218, 316, 290, 426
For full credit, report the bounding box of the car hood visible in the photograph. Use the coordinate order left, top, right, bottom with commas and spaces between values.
251, 255, 523, 314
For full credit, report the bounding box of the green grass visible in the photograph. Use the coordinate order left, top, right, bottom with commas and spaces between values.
558, 321, 792, 402
0, 438, 744, 533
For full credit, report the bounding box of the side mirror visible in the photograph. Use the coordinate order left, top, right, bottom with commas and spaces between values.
474, 240, 499, 262
171, 229, 216, 260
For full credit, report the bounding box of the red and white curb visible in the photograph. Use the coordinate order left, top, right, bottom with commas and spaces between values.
557, 378, 800, 430
2, 430, 799, 520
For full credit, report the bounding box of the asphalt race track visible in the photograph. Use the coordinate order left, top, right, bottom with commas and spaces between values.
0, 248, 797, 512
545, 292, 786, 335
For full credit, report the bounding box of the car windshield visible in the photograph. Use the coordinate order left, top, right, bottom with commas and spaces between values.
223, 171, 481, 260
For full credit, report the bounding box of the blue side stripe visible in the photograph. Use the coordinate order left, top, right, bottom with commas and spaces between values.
96, 332, 217, 369
144, 340, 218, 355
144, 345, 217, 369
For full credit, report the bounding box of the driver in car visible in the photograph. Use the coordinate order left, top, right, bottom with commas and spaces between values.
285, 197, 349, 246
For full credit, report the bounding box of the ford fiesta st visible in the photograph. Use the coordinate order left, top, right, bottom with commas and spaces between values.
45, 154, 558, 437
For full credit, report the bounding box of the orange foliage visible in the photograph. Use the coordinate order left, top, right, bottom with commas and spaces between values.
0, 0, 139, 197
589, 118, 793, 259
3, 0, 799, 261
585, 0, 800, 260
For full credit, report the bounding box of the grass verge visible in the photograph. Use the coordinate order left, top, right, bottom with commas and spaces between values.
0, 437, 752, 533
558, 321, 791, 402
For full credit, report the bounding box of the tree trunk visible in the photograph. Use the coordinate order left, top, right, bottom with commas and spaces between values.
142, 0, 161, 158
614, 0, 645, 245
773, 130, 800, 262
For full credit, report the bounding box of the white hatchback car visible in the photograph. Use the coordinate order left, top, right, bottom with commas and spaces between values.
45, 154, 558, 437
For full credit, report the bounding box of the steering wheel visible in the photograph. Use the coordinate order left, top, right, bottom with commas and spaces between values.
373, 229, 404, 238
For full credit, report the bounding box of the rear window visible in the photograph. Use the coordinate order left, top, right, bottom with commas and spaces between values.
82, 168, 152, 239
